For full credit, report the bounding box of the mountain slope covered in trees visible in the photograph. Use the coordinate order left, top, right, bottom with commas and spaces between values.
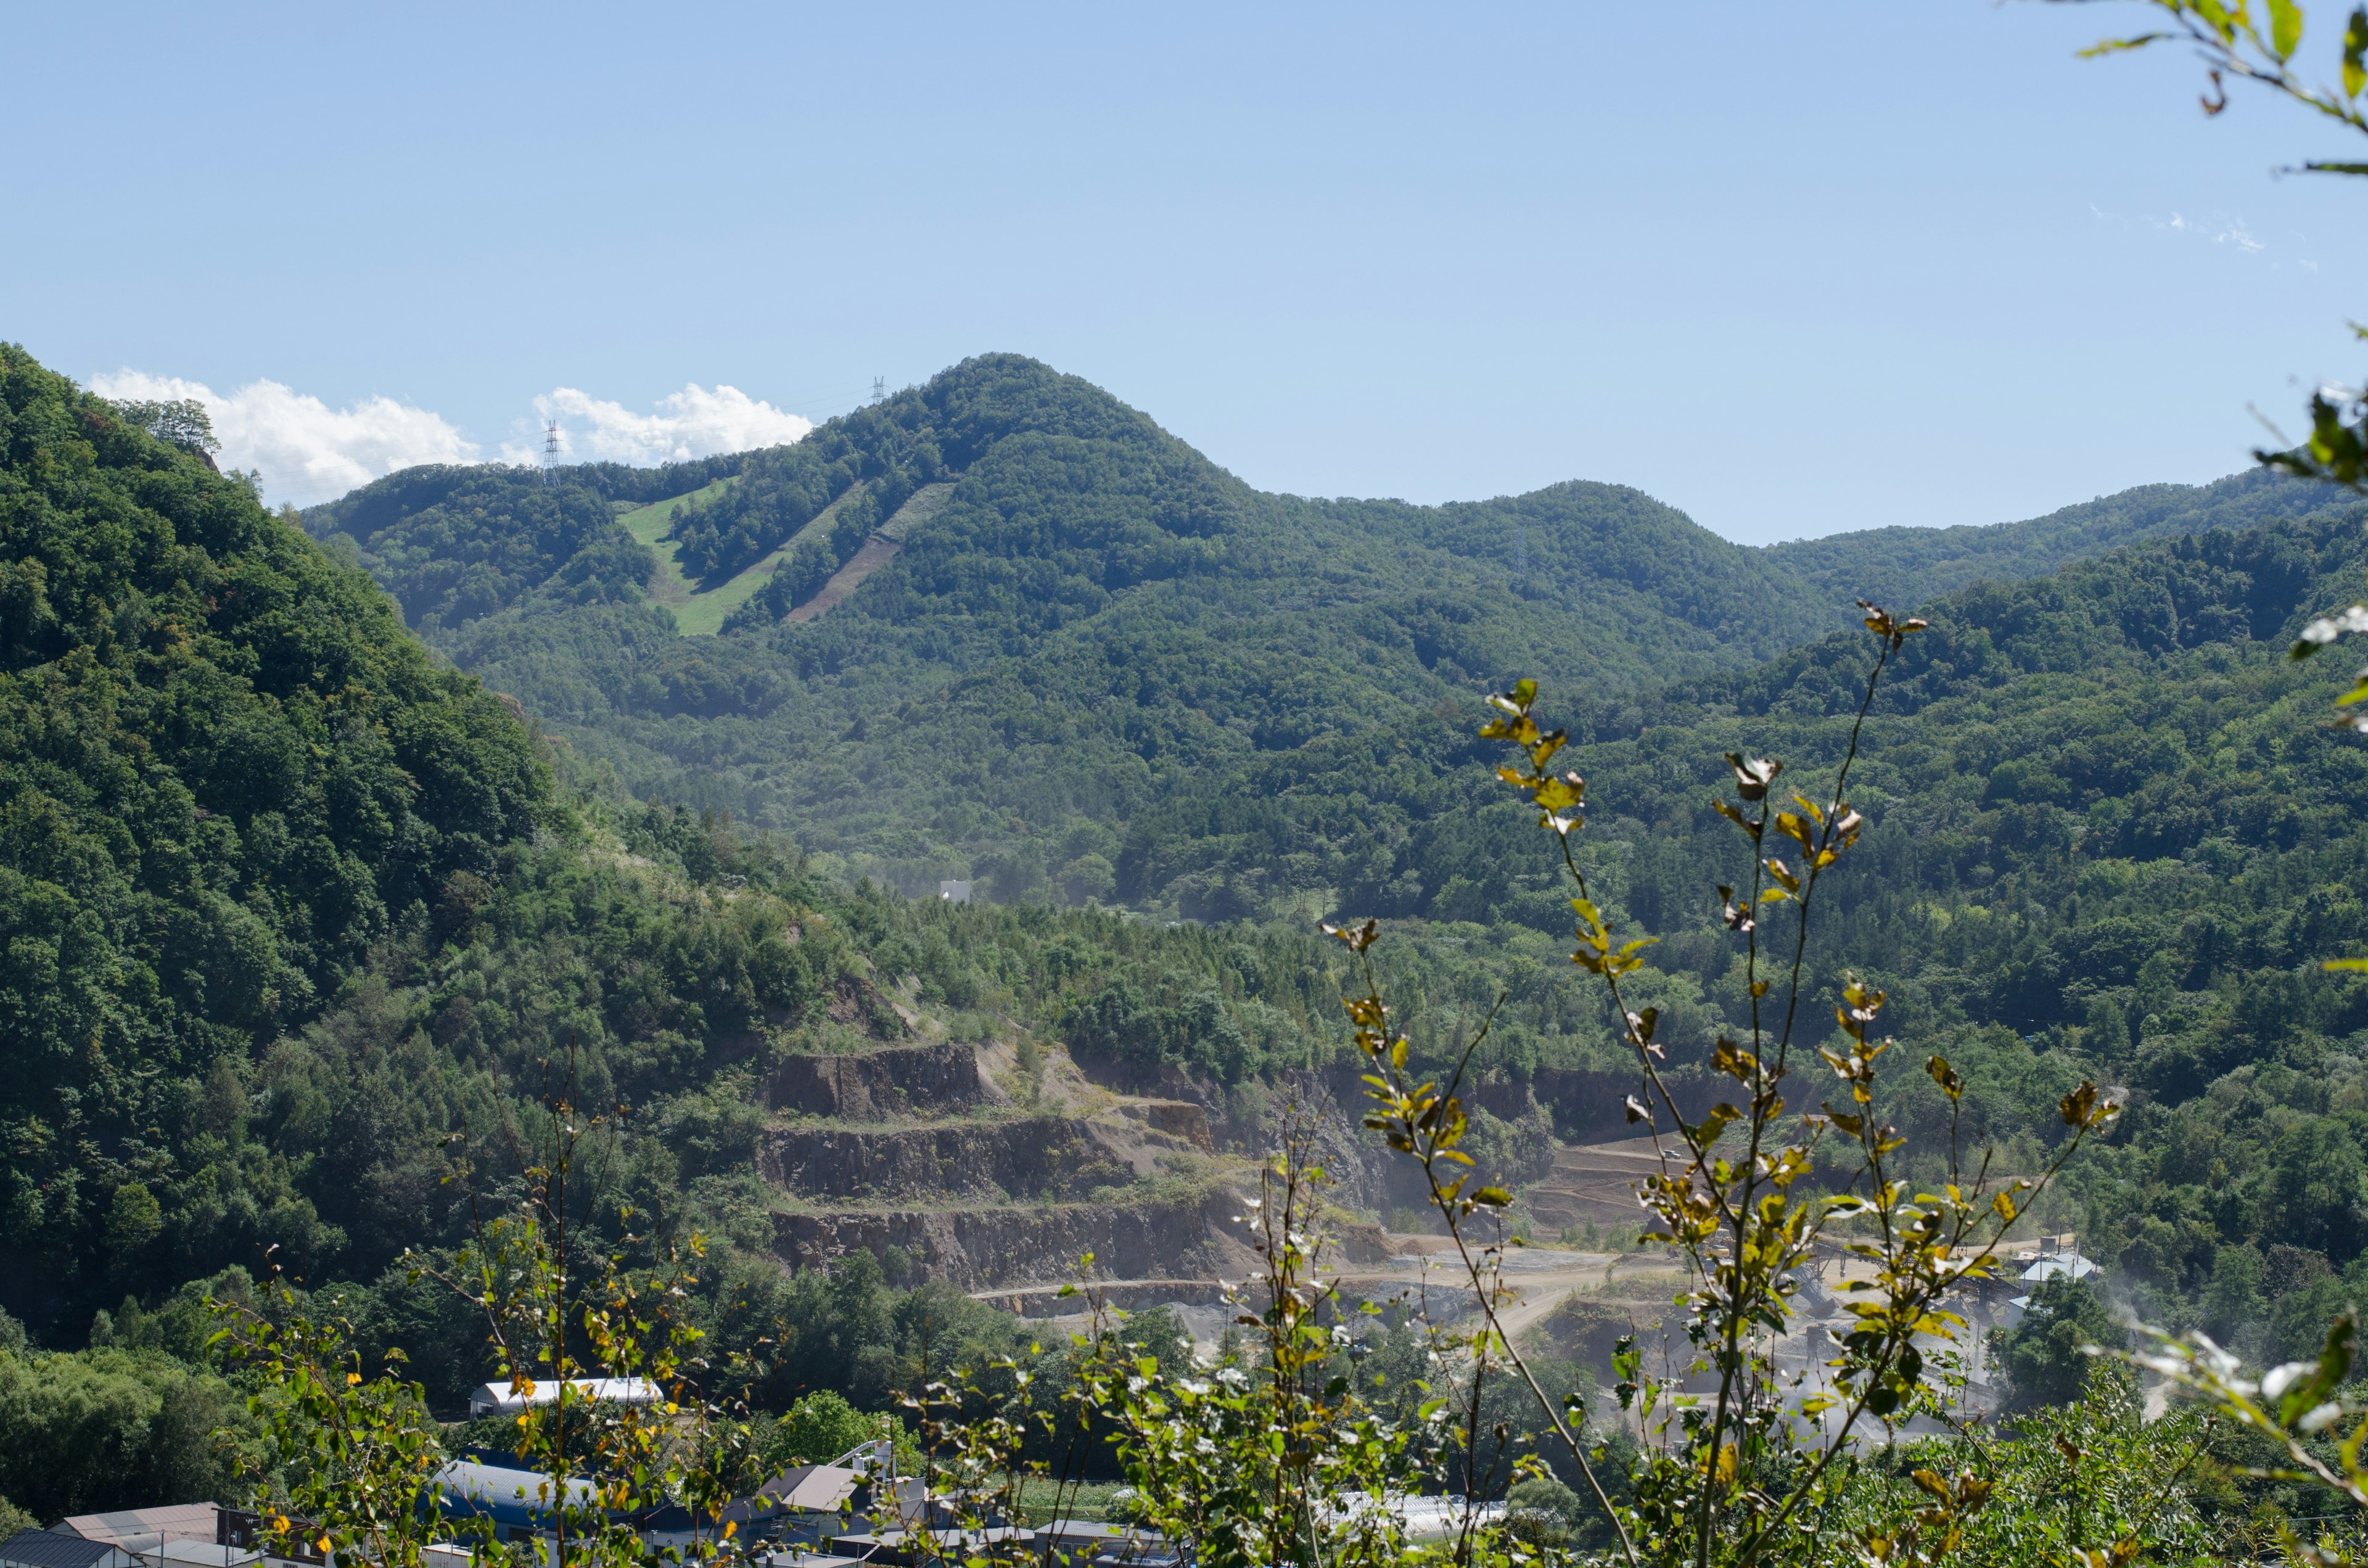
0, 343, 1368, 1441
286, 347, 2368, 1369
304, 355, 2345, 908
22, 335, 2368, 1525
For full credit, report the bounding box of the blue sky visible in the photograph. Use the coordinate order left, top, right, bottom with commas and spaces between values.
8, 2, 2363, 540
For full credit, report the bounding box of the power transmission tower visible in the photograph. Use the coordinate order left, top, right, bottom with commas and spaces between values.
543, 423, 562, 485
871, 376, 886, 404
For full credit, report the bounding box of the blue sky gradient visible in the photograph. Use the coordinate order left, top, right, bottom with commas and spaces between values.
7, 1, 2363, 540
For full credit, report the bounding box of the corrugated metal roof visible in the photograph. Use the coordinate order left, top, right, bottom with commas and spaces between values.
1, 1531, 133, 1568
59, 1508, 218, 1553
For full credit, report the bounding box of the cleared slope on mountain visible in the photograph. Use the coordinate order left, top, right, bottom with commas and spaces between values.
617, 477, 738, 627
306, 456, 746, 634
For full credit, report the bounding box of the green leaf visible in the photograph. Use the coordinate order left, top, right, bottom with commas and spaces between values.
2348, 6, 2368, 94
2269, 0, 2303, 59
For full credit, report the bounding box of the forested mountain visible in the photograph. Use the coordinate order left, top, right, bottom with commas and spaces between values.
21, 334, 2368, 1527
284, 348, 2368, 1369
0, 345, 545, 1293
0, 342, 1374, 1468
1761, 467, 2312, 616
302, 355, 2346, 908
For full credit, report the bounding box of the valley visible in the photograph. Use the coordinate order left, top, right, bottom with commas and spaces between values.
27, 0, 2364, 1552
12, 340, 2368, 1540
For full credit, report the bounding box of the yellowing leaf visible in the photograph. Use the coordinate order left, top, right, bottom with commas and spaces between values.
1532, 775, 1579, 811
2268, 0, 2303, 59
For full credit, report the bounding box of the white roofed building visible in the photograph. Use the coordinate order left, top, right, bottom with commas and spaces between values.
2019, 1252, 2099, 1284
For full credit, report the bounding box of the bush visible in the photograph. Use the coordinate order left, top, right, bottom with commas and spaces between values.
1993, 1278, 2124, 1410
761, 1390, 889, 1469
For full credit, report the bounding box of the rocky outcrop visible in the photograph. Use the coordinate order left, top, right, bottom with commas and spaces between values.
757, 1115, 1139, 1202
771, 1189, 1260, 1290
1117, 1099, 1215, 1151
766, 1041, 984, 1120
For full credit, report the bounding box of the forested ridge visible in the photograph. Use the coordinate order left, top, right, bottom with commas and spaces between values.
291, 350, 2368, 1377
305, 355, 2341, 909
17, 336, 2368, 1533
0, 342, 1386, 1519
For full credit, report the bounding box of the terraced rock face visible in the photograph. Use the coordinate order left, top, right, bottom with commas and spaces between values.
770, 1190, 1258, 1291
757, 1035, 1247, 1291
1518, 1136, 1666, 1233
757, 1115, 1140, 1202
765, 1041, 984, 1120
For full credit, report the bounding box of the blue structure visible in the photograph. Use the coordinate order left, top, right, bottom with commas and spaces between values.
430, 1455, 619, 1543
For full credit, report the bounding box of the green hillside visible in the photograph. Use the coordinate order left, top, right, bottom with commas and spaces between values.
281, 350, 2368, 1362
1022, 496, 2368, 1361
0, 345, 551, 1321
1764, 466, 2319, 615
291, 358, 1841, 897
28, 334, 2368, 1478
0, 340, 1368, 1397
303, 355, 2351, 916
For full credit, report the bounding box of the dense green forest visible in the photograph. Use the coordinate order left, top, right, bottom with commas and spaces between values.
292, 353, 2368, 1373
20, 337, 2368, 1535
0, 345, 1363, 1479
302, 356, 2345, 909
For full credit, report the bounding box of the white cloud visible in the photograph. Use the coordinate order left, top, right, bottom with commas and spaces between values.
88, 369, 479, 508
89, 369, 815, 507
2161, 210, 2267, 252
508, 384, 812, 467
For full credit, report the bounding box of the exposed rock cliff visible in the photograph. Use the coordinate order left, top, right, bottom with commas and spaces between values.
765, 1040, 985, 1119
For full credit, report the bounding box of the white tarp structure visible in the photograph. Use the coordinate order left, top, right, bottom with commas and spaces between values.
465, 1376, 663, 1418
2019, 1253, 2099, 1284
